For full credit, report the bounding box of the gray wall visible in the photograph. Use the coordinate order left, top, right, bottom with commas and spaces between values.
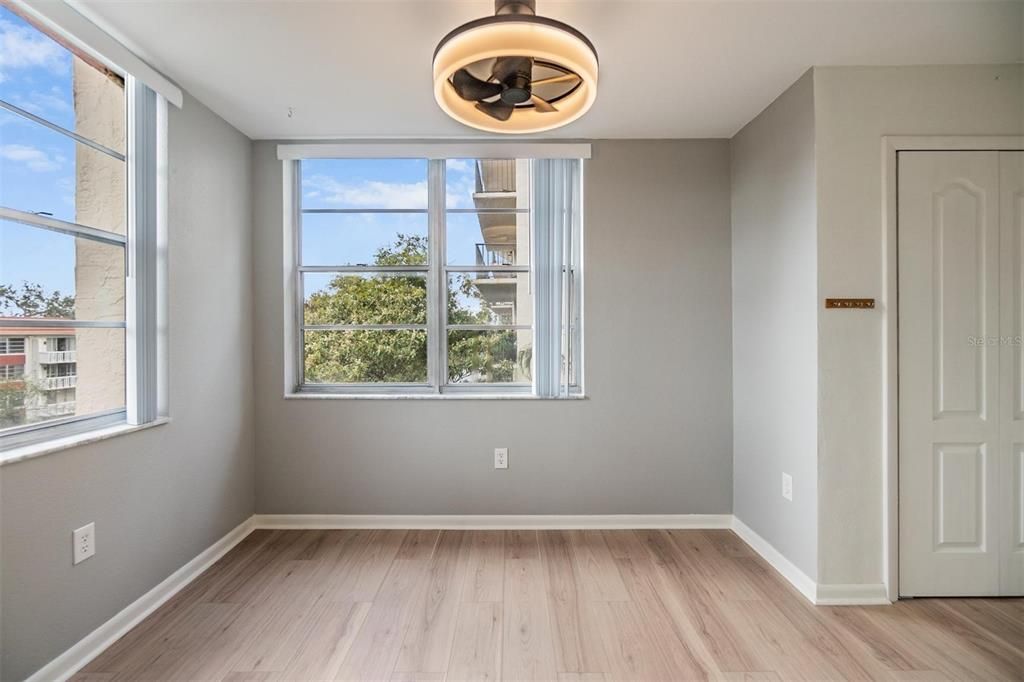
0, 93, 255, 681
812, 64, 1023, 585
252, 140, 734, 515
730, 71, 819, 579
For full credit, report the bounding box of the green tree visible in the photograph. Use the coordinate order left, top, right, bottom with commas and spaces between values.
0, 282, 75, 318
0, 376, 40, 429
303, 234, 528, 384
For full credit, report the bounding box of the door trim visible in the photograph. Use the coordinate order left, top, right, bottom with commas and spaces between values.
882, 135, 1024, 601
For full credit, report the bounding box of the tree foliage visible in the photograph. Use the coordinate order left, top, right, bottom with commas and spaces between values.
0, 377, 38, 429
0, 282, 75, 318
303, 234, 528, 384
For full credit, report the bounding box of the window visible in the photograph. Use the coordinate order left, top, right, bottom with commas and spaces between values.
0, 337, 25, 354
289, 154, 583, 396
0, 5, 162, 448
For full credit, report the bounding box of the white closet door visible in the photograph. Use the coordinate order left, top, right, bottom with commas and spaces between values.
899, 151, 1001, 596
1000, 151, 1024, 595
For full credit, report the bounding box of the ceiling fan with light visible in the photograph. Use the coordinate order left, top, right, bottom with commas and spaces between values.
433, 0, 599, 134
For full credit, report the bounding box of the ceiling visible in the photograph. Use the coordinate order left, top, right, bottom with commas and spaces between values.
75, 1, 1022, 140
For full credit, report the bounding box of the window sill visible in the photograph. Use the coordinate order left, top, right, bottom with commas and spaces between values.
0, 417, 171, 467
284, 392, 587, 401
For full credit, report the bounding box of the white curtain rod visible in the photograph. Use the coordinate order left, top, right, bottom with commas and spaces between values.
277, 142, 592, 160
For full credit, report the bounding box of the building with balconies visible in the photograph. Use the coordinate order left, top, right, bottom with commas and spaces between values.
469, 160, 533, 380
0, 321, 78, 425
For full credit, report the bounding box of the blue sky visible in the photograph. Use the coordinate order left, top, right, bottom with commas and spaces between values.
1, 5, 80, 298
299, 158, 505, 268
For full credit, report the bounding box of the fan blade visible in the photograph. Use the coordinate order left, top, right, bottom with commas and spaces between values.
452, 68, 503, 101
531, 73, 580, 87
530, 94, 557, 113
476, 99, 515, 122
491, 56, 532, 83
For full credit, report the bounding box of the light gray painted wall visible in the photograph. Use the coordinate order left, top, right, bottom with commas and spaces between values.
252, 140, 734, 515
730, 71, 819, 580
0, 93, 255, 681
813, 64, 1023, 585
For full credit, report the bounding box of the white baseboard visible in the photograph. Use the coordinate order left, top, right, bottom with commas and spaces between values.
252, 513, 735, 530
731, 516, 893, 606
730, 516, 819, 604
815, 583, 890, 605
26, 517, 255, 682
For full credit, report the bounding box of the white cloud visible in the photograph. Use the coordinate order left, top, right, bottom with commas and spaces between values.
446, 159, 473, 173
303, 175, 428, 209
0, 144, 64, 172
0, 18, 68, 84
10, 87, 70, 118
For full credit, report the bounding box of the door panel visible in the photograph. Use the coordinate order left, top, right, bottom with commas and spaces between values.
900, 151, 1001, 596
934, 443, 986, 549
932, 181, 988, 419
1000, 151, 1024, 594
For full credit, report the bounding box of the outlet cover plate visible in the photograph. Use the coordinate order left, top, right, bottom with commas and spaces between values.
494, 447, 509, 469
781, 473, 793, 501
73, 522, 95, 565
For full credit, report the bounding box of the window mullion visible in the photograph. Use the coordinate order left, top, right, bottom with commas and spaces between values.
428, 159, 446, 393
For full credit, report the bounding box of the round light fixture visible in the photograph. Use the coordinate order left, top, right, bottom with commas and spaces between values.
433, 0, 599, 134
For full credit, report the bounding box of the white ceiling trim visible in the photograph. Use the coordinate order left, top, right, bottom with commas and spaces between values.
16, 0, 183, 107
277, 142, 592, 160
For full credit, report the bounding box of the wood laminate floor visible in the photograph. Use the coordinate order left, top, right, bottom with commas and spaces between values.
74, 529, 1024, 681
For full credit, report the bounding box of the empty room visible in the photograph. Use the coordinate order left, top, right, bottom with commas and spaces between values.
0, 0, 1021, 680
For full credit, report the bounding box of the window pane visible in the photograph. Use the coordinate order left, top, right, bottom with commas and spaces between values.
446, 158, 530, 211
448, 271, 531, 326
304, 329, 427, 384
0, 8, 125, 153
447, 329, 532, 384
446, 212, 530, 266
0, 220, 125, 321
301, 212, 428, 266
0, 108, 126, 232
304, 272, 427, 325
301, 159, 427, 210
0, 326, 124, 431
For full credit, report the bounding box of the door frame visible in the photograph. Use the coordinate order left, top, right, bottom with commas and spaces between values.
882, 135, 1024, 601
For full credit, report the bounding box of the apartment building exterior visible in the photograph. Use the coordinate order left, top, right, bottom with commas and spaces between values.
0, 324, 78, 425
471, 159, 532, 382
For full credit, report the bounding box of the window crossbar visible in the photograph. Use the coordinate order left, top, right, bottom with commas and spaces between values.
302, 208, 427, 214
445, 324, 532, 331
302, 324, 426, 331
0, 206, 127, 247
0, 319, 126, 329
0, 98, 126, 162
299, 265, 428, 274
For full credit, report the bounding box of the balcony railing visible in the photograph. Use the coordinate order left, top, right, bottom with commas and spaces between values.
29, 401, 76, 419
475, 243, 516, 267
39, 350, 76, 363
41, 375, 77, 390
474, 159, 517, 194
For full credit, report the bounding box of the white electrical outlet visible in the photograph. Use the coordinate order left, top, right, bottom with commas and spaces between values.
494, 447, 509, 469
781, 473, 793, 501
73, 522, 96, 565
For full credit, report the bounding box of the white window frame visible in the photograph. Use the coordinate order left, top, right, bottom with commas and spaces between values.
281, 143, 588, 398
0, 13, 167, 451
